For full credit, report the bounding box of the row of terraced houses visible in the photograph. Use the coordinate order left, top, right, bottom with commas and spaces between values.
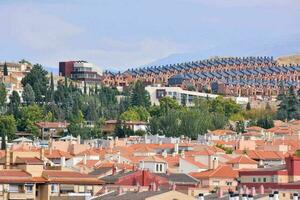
102, 56, 300, 97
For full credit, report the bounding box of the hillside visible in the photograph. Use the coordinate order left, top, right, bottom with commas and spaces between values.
277, 54, 300, 65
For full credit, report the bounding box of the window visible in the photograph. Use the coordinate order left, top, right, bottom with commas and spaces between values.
160, 164, 163, 172
156, 164, 159, 172
51, 184, 58, 193
271, 176, 276, 183
226, 182, 232, 186
263, 178, 267, 182
9, 184, 23, 193
212, 181, 219, 186
253, 178, 256, 183
258, 178, 261, 182
78, 186, 85, 193
25, 184, 33, 193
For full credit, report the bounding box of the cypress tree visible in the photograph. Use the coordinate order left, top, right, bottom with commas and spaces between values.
84, 81, 87, 94
3, 62, 8, 76
50, 72, 54, 92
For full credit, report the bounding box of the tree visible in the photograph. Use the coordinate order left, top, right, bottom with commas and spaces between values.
120, 109, 140, 121
21, 64, 48, 103
22, 84, 35, 105
246, 102, 251, 110
84, 81, 87, 95
8, 91, 21, 118
159, 97, 180, 113
236, 121, 245, 134
130, 81, 150, 108
0, 115, 17, 149
3, 62, 8, 76
276, 86, 300, 121
257, 116, 274, 129
18, 104, 44, 135
0, 83, 7, 108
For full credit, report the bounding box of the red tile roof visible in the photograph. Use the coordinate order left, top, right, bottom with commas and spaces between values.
226, 155, 258, 165
182, 157, 207, 168
15, 157, 44, 165
42, 170, 104, 185
190, 165, 238, 179
45, 149, 72, 159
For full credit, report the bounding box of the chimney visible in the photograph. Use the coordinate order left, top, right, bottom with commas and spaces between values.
180, 150, 185, 158
152, 182, 157, 191
217, 188, 223, 198
83, 154, 87, 165
174, 143, 179, 154
171, 183, 176, 191
103, 186, 108, 194
40, 148, 45, 161
5, 148, 10, 169
251, 187, 256, 196
260, 185, 264, 195
273, 191, 279, 200
162, 150, 167, 158
137, 185, 143, 193
77, 135, 81, 144
211, 156, 219, 169
118, 187, 124, 195
60, 156, 66, 167
112, 164, 117, 175
242, 194, 247, 200
239, 187, 244, 195
293, 193, 299, 200
197, 193, 204, 200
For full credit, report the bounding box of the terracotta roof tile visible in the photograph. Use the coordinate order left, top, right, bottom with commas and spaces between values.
190, 165, 238, 179
226, 155, 258, 165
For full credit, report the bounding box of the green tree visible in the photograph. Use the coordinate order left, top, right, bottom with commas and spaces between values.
18, 104, 44, 135
159, 97, 180, 113
246, 102, 251, 110
236, 121, 245, 134
3, 62, 8, 76
22, 83, 35, 105
0, 83, 7, 108
120, 109, 140, 121
130, 81, 150, 108
21, 64, 48, 103
276, 86, 300, 121
8, 91, 21, 118
0, 115, 17, 148
257, 116, 274, 129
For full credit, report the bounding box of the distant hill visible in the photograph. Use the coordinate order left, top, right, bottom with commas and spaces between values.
277, 54, 300, 65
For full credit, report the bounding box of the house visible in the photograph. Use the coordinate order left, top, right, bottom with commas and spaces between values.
35, 122, 69, 139
0, 147, 104, 200
190, 165, 238, 191
139, 156, 168, 173
198, 129, 237, 143
179, 157, 208, 173
226, 155, 258, 170
239, 155, 300, 190
94, 190, 196, 200
102, 120, 147, 134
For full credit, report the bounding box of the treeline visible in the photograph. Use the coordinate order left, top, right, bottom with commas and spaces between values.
1, 63, 299, 142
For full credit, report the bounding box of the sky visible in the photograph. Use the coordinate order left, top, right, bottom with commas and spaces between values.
0, 0, 300, 72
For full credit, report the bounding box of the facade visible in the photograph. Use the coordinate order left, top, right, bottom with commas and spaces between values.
58, 61, 75, 77
102, 56, 300, 97
59, 60, 102, 84
145, 85, 218, 106
239, 156, 300, 190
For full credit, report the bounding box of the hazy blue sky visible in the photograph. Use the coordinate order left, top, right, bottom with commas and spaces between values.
0, 0, 300, 71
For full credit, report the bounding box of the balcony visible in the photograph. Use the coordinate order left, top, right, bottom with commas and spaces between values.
8, 192, 34, 200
